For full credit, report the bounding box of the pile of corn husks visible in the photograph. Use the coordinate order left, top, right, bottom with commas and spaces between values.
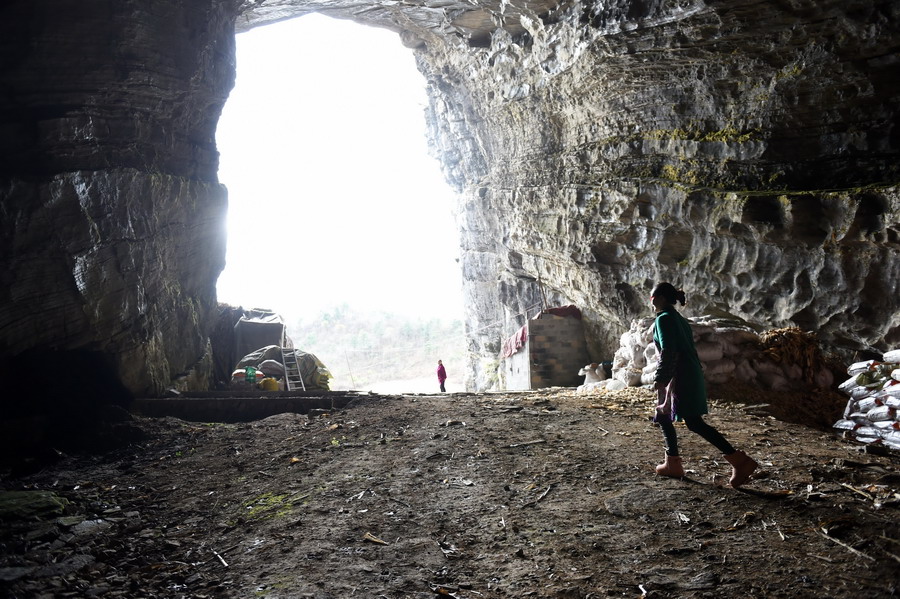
833, 350, 900, 451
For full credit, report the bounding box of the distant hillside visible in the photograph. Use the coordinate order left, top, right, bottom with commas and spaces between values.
286, 305, 466, 392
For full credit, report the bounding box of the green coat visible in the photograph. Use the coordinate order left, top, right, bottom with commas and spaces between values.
653, 306, 708, 418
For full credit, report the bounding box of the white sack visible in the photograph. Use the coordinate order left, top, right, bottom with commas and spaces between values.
753, 359, 784, 376
622, 369, 643, 387
631, 351, 647, 370
578, 380, 607, 393
858, 396, 882, 412
705, 359, 736, 377
880, 383, 900, 398
838, 375, 861, 394
866, 405, 896, 422
720, 340, 742, 356
717, 327, 760, 345
614, 345, 634, 365
689, 324, 716, 340
849, 412, 870, 424
258, 359, 285, 376
882, 349, 900, 363
706, 372, 732, 385
612, 367, 642, 387
850, 386, 873, 400
759, 372, 789, 391
853, 427, 883, 441
849, 360, 878, 375
695, 340, 724, 362
605, 379, 627, 391
881, 396, 900, 409
883, 431, 900, 450
833, 419, 859, 431
734, 360, 757, 382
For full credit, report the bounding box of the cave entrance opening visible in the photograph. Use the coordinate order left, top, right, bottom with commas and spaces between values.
215, 14, 465, 392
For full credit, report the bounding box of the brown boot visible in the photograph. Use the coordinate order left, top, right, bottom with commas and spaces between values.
655, 454, 684, 478
724, 450, 757, 488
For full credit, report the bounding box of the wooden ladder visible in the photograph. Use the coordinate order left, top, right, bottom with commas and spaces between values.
282, 348, 306, 391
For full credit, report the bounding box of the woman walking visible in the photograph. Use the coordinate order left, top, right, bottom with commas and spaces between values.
651, 282, 757, 488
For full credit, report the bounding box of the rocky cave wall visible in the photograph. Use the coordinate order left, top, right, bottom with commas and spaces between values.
414, 0, 900, 389
1, 0, 898, 400
0, 0, 239, 400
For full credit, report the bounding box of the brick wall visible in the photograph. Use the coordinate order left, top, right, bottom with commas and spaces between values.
527, 315, 589, 389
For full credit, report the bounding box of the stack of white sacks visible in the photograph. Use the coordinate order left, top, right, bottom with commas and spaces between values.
581, 315, 835, 393
833, 350, 900, 451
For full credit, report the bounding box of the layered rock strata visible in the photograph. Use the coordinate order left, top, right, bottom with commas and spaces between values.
0, 1, 236, 398
414, 0, 900, 388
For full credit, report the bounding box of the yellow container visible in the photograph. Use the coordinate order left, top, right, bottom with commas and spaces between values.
260, 377, 279, 391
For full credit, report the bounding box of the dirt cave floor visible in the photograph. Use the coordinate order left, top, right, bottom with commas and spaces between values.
2, 387, 900, 598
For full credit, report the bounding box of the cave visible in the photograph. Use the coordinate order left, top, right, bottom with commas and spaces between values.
1, 0, 899, 404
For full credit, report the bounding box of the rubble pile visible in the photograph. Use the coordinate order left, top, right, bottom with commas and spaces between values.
833, 350, 900, 451
591, 317, 836, 393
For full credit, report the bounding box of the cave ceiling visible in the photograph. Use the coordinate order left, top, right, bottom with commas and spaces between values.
236, 0, 563, 44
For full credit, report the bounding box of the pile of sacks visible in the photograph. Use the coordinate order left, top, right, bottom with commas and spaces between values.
229, 345, 333, 391
582, 316, 835, 393
833, 350, 900, 451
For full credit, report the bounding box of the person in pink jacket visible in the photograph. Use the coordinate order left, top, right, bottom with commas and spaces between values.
437, 360, 447, 392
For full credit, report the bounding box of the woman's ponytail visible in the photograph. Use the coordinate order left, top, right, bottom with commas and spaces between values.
651, 282, 687, 306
